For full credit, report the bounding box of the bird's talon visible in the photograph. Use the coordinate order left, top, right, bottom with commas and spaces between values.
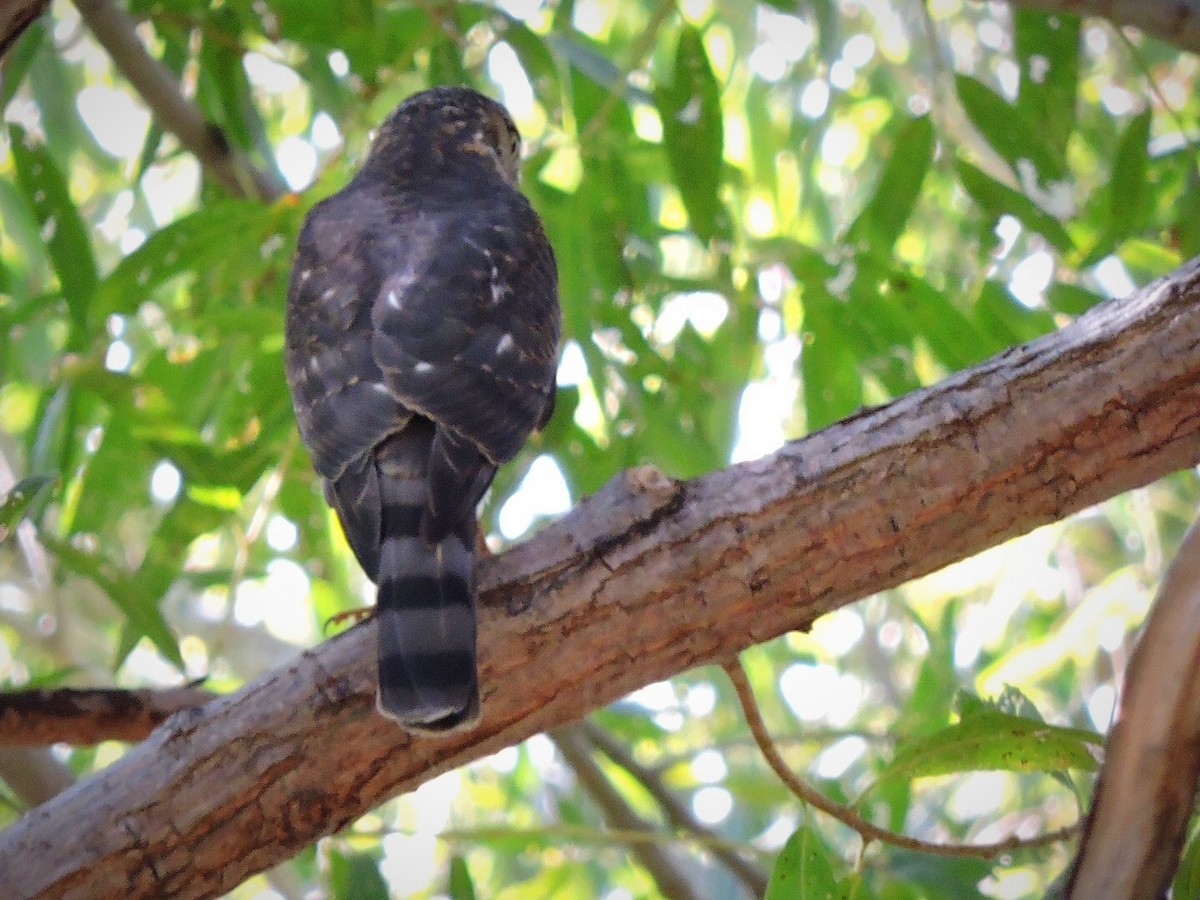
324, 606, 375, 633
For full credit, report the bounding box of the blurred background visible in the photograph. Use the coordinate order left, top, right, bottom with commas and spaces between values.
1, 0, 1198, 896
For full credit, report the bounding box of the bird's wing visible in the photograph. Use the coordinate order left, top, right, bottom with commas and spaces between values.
369, 192, 561, 467
284, 190, 410, 484
285, 190, 412, 576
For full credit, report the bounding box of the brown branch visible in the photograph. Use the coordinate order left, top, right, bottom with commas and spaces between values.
551, 724, 703, 900
582, 719, 770, 896
1067, 514, 1200, 897
721, 659, 1079, 859
71, 0, 283, 201
0, 258, 1199, 898
0, 686, 215, 746
0, 0, 48, 59
998, 0, 1200, 55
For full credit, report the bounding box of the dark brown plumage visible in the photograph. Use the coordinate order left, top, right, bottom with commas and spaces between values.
285, 87, 560, 732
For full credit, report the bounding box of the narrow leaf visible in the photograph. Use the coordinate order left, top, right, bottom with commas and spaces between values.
8, 125, 98, 341
766, 826, 840, 900
448, 855, 477, 900
0, 474, 55, 533
871, 703, 1100, 789
845, 116, 934, 256
327, 850, 389, 900
1014, 11, 1080, 157
1173, 823, 1200, 900
656, 25, 727, 241
955, 75, 1064, 184
43, 537, 183, 669
955, 159, 1073, 253
801, 282, 864, 430
91, 201, 267, 316
1108, 110, 1152, 240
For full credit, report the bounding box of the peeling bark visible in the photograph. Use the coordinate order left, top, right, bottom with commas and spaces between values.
1, 258, 1199, 897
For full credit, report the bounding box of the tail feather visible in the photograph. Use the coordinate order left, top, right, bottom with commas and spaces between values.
373, 422, 480, 732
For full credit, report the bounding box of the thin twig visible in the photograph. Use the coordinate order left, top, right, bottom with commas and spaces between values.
1112, 27, 1199, 180
72, 0, 283, 201
583, 719, 770, 896
720, 657, 1079, 859
551, 724, 703, 900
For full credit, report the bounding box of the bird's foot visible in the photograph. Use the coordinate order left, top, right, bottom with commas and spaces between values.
324, 606, 375, 633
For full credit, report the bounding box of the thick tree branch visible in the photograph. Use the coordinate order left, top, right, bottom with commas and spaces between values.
2, 258, 1200, 898
0, 0, 48, 59
0, 686, 214, 746
1000, 0, 1200, 54
71, 0, 283, 201
1067, 512, 1200, 897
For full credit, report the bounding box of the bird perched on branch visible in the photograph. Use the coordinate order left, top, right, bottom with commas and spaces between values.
285, 87, 560, 732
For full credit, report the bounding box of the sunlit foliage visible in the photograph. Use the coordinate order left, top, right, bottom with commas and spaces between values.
1, 0, 1198, 896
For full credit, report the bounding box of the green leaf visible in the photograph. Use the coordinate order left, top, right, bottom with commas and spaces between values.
0, 474, 55, 533
43, 536, 183, 670
1014, 11, 1080, 157
954, 75, 1064, 185
8, 125, 98, 343
845, 116, 934, 256
1108, 110, 1152, 240
888, 850, 994, 899
656, 25, 727, 241
1173, 822, 1200, 900
1046, 282, 1103, 316
449, 855, 477, 900
0, 22, 46, 113
545, 32, 647, 101
870, 695, 1100, 789
327, 849, 389, 900
766, 826, 840, 900
973, 280, 1056, 347
428, 36, 468, 86
91, 200, 269, 317
801, 281, 864, 430
1118, 238, 1181, 280
955, 160, 1073, 253
854, 256, 997, 371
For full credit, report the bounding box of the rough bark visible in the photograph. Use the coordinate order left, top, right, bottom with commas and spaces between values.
1, 257, 1199, 897
1067, 513, 1200, 897
0, 0, 48, 59
0, 686, 215, 746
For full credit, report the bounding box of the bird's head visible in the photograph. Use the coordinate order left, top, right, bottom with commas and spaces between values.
368, 86, 523, 187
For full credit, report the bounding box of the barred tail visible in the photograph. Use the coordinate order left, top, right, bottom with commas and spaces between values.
374, 423, 480, 732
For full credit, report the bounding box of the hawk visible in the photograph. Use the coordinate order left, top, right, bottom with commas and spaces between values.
285, 87, 560, 732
